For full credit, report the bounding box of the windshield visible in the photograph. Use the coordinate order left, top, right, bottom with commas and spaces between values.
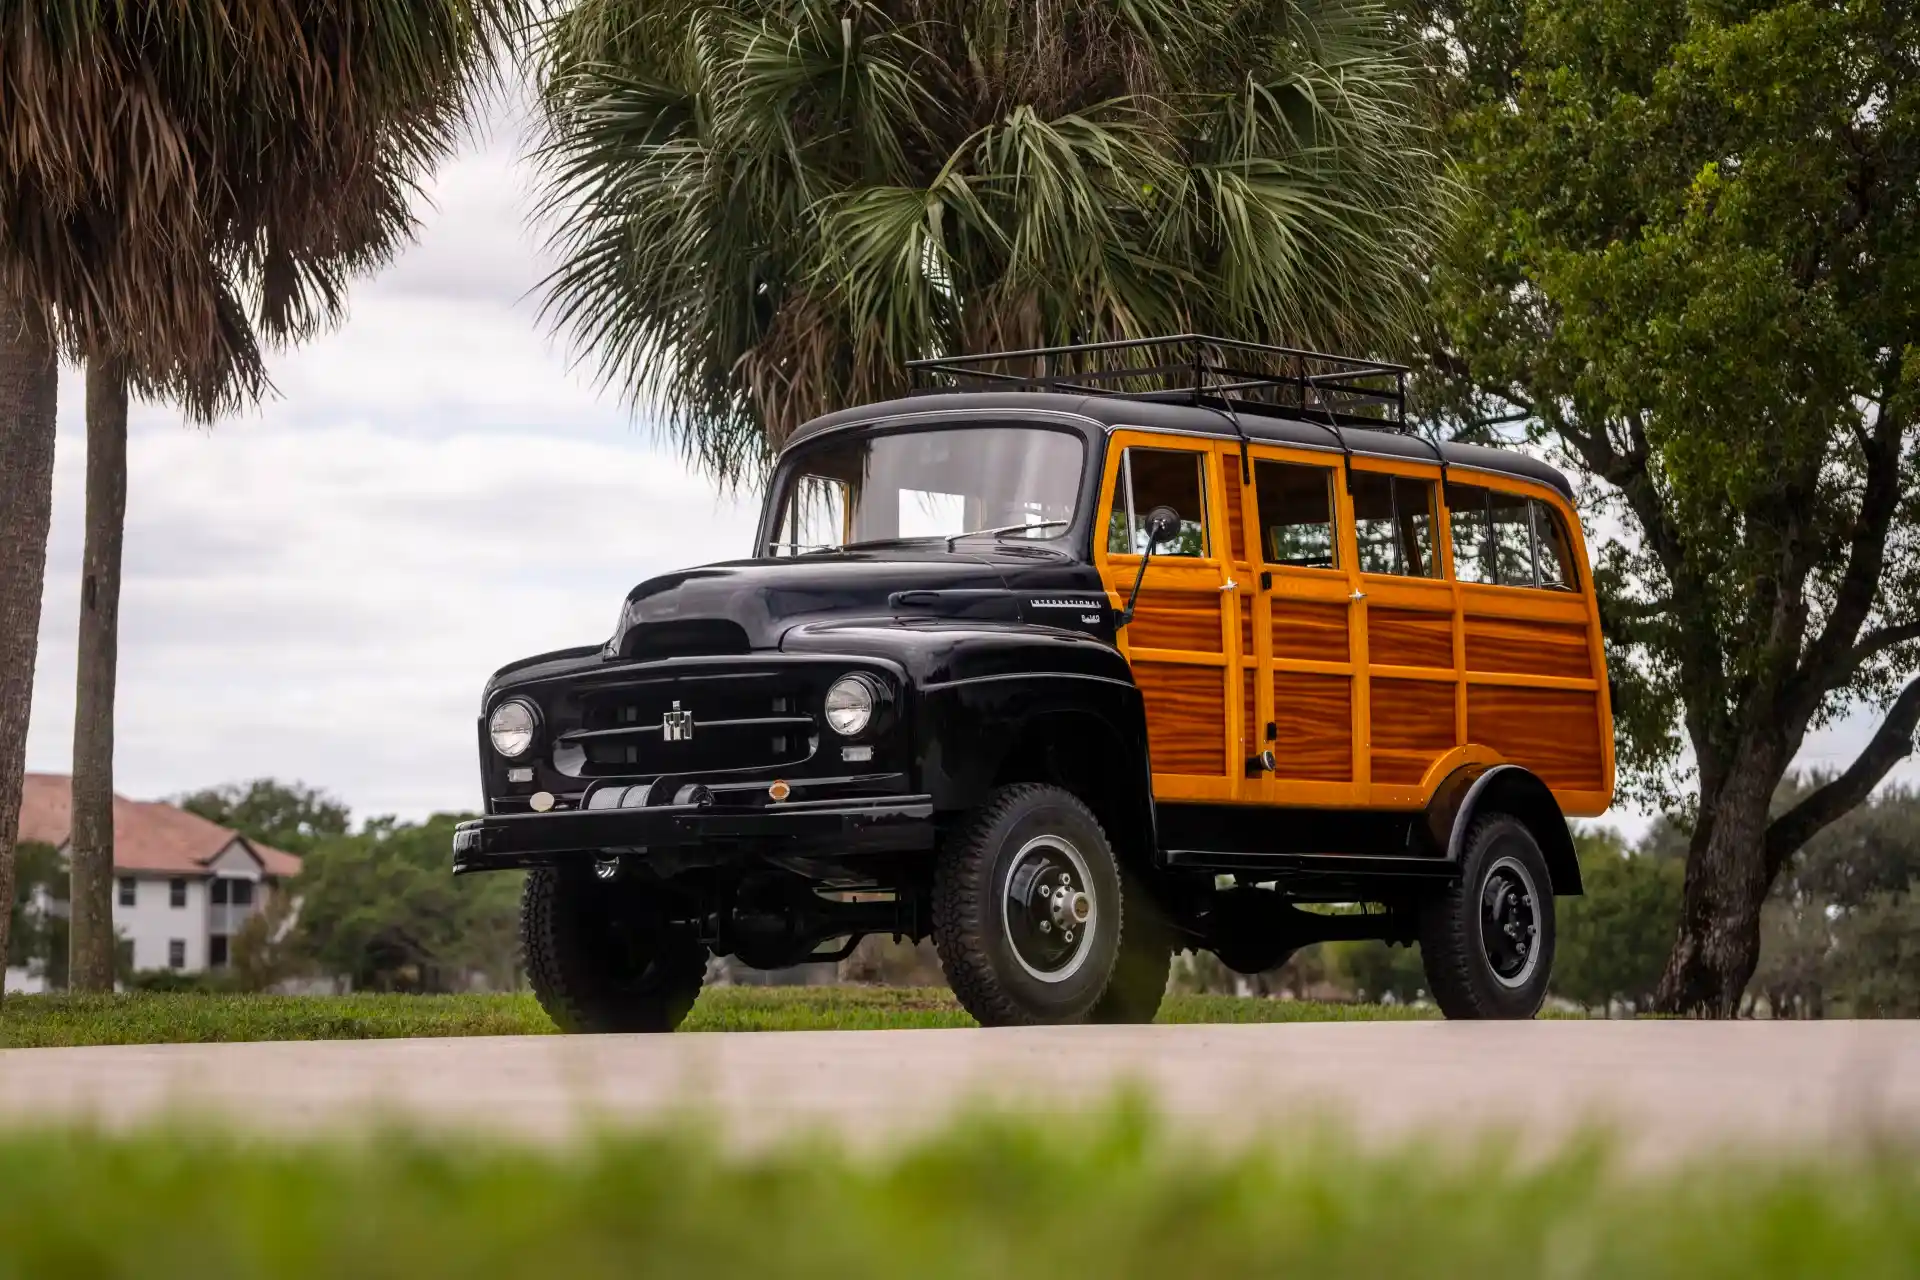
766, 425, 1085, 555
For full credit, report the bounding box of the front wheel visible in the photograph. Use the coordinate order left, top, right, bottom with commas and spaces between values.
522, 866, 708, 1033
932, 784, 1130, 1026
1418, 814, 1556, 1019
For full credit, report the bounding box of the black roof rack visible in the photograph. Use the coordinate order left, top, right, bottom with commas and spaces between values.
904, 334, 1408, 431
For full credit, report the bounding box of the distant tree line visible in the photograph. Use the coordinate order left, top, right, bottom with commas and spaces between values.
13, 774, 1917, 1012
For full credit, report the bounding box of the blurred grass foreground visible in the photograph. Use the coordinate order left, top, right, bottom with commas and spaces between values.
0, 987, 1434, 1048
0, 1112, 1912, 1278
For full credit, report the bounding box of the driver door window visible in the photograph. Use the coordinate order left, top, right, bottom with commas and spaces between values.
1107, 447, 1209, 557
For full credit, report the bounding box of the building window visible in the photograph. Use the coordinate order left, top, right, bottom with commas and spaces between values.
209, 935, 229, 968
231, 879, 255, 907
211, 878, 228, 905
117, 877, 136, 908
167, 939, 186, 969
169, 878, 187, 908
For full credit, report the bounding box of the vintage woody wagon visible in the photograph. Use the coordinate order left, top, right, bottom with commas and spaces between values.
453, 336, 1612, 1030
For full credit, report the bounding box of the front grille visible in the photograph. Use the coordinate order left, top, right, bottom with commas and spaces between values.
556, 670, 818, 778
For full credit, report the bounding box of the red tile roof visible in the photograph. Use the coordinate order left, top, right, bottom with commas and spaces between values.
15, 774, 301, 878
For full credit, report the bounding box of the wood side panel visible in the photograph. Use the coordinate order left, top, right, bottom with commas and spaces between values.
1368, 607, 1454, 669
1465, 617, 1593, 680
1224, 476, 1248, 563
1370, 677, 1458, 784
1242, 667, 1257, 757
1128, 594, 1224, 653
1137, 663, 1227, 776
1272, 672, 1352, 781
1239, 606, 1254, 657
1467, 686, 1606, 792
1272, 600, 1350, 662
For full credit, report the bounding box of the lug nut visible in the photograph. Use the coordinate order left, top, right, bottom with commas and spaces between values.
1040, 921, 1051, 933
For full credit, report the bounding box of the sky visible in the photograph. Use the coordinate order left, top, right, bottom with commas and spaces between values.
20, 114, 1912, 832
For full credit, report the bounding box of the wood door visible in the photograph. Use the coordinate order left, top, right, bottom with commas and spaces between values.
1349, 461, 1461, 804
1098, 435, 1237, 801
1235, 446, 1362, 807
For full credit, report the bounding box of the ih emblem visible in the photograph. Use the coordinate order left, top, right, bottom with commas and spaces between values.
662, 701, 694, 742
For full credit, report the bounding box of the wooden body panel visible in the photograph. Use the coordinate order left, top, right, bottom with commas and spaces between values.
1467, 686, 1606, 792
1096, 432, 1615, 817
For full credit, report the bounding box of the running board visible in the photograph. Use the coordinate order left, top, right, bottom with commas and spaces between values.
1162, 850, 1459, 880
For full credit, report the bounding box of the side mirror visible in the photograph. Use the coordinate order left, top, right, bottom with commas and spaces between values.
1116, 507, 1186, 630
1144, 506, 1183, 550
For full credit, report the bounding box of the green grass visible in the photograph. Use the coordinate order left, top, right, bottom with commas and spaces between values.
0, 1111, 1910, 1278
0, 987, 1433, 1048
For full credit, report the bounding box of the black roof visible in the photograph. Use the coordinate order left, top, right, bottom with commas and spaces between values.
787, 391, 1574, 501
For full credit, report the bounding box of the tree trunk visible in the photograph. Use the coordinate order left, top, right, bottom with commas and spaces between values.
68, 356, 128, 992
0, 293, 59, 1000
1654, 753, 1781, 1016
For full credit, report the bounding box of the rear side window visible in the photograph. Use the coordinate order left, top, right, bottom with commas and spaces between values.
1108, 447, 1209, 557
1351, 472, 1438, 578
1253, 460, 1338, 569
1448, 484, 1580, 589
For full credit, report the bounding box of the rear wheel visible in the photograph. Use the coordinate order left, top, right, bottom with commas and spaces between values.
932, 784, 1128, 1026
522, 866, 708, 1033
1418, 814, 1555, 1019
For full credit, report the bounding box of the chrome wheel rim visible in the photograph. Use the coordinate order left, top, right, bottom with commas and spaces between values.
1002, 834, 1097, 983
1481, 853, 1541, 989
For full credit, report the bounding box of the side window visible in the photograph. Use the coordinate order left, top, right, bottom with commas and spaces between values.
1533, 501, 1579, 589
1489, 489, 1532, 586
1351, 471, 1438, 578
1448, 483, 1580, 589
772, 475, 848, 555
1107, 447, 1208, 557
1253, 459, 1338, 569
1448, 483, 1494, 584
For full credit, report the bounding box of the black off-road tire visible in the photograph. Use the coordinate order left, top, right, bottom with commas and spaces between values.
931, 783, 1127, 1027
1418, 813, 1556, 1019
1089, 872, 1173, 1024
521, 866, 708, 1033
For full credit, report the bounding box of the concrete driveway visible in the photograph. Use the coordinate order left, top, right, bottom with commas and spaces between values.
2, 1020, 1915, 1163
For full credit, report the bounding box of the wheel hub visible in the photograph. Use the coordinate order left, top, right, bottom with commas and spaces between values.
1480, 854, 1541, 988
1003, 835, 1098, 983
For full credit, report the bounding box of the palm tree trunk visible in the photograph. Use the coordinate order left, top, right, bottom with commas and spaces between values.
0, 292, 59, 1000
68, 355, 128, 992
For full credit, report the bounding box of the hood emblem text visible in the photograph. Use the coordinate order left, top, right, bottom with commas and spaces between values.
662, 701, 694, 742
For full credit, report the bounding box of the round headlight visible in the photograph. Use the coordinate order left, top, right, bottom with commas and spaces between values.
824, 674, 877, 737
489, 699, 537, 758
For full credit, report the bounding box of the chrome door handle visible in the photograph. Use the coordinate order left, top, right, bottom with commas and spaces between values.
1221, 579, 1239, 592
1349, 589, 1366, 600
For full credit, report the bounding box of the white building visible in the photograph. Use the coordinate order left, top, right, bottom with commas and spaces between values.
8, 773, 302, 989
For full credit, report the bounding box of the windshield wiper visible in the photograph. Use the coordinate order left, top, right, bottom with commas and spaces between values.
944, 520, 1070, 551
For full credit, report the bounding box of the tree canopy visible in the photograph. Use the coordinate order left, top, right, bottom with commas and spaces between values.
176, 779, 353, 856
1424, 0, 1920, 1013
534, 0, 1447, 478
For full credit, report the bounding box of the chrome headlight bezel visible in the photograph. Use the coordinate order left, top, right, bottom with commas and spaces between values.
823, 673, 881, 737
488, 698, 539, 759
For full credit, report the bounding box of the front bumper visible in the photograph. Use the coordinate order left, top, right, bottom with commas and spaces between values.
451, 794, 936, 874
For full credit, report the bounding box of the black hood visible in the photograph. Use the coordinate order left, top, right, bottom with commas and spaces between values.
607, 545, 1073, 658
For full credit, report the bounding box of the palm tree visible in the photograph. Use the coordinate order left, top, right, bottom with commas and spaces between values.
533, 0, 1447, 481
0, 2, 523, 991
